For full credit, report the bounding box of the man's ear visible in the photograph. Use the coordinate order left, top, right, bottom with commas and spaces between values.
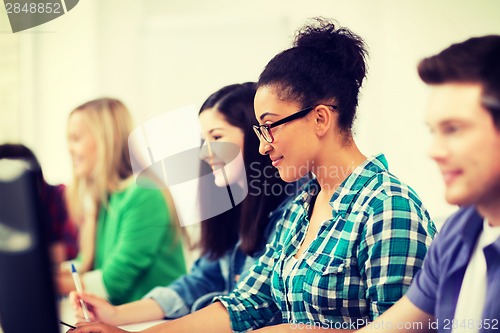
314, 105, 336, 137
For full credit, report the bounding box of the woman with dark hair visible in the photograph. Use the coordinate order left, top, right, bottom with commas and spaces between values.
70, 83, 300, 325
70, 18, 435, 333
197, 82, 292, 261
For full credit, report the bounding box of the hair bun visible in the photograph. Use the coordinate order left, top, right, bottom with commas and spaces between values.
293, 17, 341, 49
293, 17, 368, 88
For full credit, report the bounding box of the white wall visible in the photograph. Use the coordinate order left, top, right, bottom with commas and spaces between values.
1, 0, 500, 224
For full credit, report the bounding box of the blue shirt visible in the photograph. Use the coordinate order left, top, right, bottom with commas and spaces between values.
406, 206, 500, 333
217, 154, 437, 332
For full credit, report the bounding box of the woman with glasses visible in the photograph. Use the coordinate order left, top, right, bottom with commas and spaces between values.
70, 18, 436, 333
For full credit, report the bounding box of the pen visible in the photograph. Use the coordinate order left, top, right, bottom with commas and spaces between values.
60, 320, 77, 329
71, 263, 91, 322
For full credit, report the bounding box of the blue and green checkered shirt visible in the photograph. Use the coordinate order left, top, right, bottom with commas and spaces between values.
216, 154, 437, 332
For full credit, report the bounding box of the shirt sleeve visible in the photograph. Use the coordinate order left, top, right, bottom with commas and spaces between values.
214, 225, 282, 333
143, 255, 226, 318
405, 229, 442, 316
100, 188, 171, 304
357, 193, 436, 319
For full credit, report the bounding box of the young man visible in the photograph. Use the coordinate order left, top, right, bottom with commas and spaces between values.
355, 35, 500, 333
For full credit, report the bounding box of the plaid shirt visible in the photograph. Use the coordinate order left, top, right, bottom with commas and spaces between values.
216, 154, 437, 332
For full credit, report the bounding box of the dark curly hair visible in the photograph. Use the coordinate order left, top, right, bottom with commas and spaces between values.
258, 17, 369, 134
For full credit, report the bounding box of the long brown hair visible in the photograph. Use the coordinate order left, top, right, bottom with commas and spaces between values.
198, 83, 288, 259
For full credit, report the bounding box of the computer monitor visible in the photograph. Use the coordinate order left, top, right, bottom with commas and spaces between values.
0, 159, 59, 333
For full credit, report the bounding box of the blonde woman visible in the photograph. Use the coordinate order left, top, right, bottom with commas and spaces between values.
56, 98, 186, 305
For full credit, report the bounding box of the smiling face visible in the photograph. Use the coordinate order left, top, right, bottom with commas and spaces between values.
426, 82, 500, 208
199, 107, 246, 188
67, 111, 98, 179
254, 86, 320, 182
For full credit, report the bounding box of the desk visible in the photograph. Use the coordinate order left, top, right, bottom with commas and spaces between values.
59, 297, 167, 332
0, 298, 166, 333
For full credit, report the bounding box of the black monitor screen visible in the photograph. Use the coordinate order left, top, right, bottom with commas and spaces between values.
0, 160, 59, 333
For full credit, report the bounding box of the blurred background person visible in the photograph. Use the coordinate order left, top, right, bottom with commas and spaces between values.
57, 97, 186, 305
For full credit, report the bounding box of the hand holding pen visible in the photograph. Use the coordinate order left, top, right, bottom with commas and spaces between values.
71, 263, 91, 322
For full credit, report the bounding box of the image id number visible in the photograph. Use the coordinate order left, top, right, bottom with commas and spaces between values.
442, 319, 499, 330
5, 2, 62, 14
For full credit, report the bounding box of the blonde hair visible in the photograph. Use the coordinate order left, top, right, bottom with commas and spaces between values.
66, 97, 182, 234
65, 98, 184, 272
66, 98, 134, 220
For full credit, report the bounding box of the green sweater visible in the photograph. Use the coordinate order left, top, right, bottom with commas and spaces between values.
94, 182, 186, 304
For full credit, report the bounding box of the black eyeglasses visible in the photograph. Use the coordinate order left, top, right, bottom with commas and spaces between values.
253, 104, 337, 143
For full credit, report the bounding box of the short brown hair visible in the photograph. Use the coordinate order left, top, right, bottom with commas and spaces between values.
418, 35, 500, 129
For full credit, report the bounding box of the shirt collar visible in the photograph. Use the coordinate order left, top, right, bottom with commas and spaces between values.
293, 154, 389, 220
328, 154, 389, 217
290, 174, 319, 217
458, 206, 486, 248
